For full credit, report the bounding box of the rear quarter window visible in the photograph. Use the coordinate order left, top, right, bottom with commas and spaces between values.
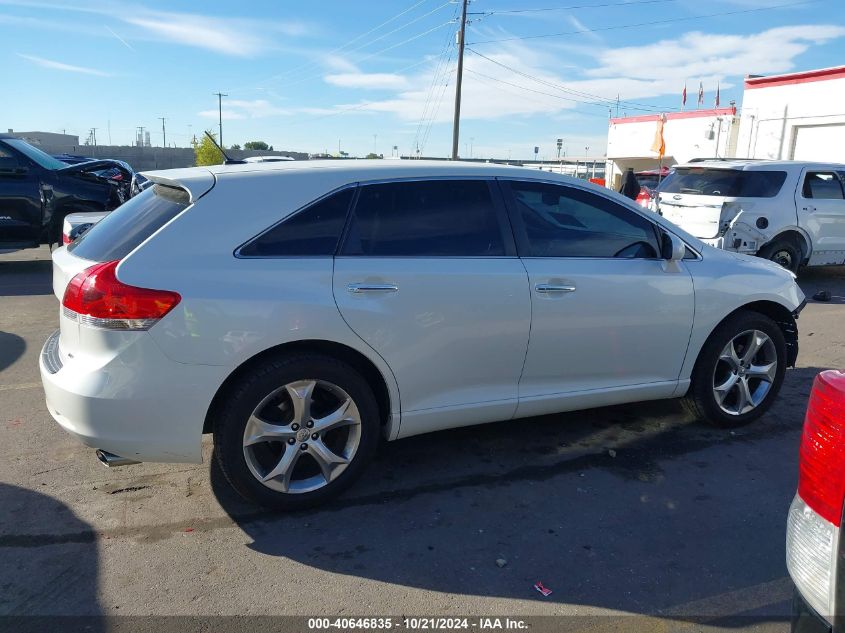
68, 184, 189, 261
660, 168, 787, 198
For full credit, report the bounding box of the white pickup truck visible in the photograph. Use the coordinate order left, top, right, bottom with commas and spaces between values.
657, 160, 845, 272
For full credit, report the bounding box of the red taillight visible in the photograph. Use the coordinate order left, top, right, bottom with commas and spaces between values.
62, 233, 71, 245
62, 260, 180, 330
798, 370, 845, 526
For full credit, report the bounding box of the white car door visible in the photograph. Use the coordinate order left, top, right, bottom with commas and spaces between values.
333, 178, 531, 438
798, 170, 845, 264
499, 179, 695, 418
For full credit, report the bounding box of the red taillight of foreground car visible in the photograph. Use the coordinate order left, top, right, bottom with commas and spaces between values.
798, 370, 845, 526
62, 260, 181, 331
62, 232, 72, 245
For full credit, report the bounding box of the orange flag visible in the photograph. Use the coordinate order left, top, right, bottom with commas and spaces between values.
650, 114, 666, 158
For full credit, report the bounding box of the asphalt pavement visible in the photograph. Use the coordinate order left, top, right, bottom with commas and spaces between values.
2, 246, 845, 632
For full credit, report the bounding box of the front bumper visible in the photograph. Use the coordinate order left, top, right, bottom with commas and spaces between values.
39, 328, 228, 463
793, 588, 833, 633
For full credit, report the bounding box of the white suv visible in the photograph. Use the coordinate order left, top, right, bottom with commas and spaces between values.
658, 160, 845, 273
40, 160, 805, 509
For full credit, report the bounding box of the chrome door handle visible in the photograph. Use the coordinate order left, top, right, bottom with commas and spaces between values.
803, 205, 817, 212
535, 283, 576, 293
347, 283, 398, 294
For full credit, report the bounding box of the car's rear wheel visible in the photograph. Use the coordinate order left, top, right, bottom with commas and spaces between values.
683, 311, 787, 428
758, 238, 802, 274
213, 354, 379, 510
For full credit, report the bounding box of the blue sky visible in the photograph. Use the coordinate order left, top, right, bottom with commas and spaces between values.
2, 0, 844, 159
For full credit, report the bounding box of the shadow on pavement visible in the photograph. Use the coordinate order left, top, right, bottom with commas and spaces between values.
212, 365, 827, 624
0, 259, 53, 297
0, 332, 25, 372
0, 483, 103, 632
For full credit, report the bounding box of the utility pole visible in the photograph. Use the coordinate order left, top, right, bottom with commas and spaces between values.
213, 92, 227, 147
159, 117, 167, 148
451, 0, 468, 160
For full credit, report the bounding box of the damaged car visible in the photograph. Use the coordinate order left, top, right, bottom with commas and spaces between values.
0, 134, 134, 253
657, 160, 845, 273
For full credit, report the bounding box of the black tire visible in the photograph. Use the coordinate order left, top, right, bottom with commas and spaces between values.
213, 353, 380, 510
757, 238, 802, 274
683, 311, 787, 428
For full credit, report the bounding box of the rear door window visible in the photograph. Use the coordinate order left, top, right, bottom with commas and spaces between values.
68, 184, 189, 261
803, 172, 845, 200
238, 187, 354, 257
340, 179, 508, 257
660, 168, 786, 197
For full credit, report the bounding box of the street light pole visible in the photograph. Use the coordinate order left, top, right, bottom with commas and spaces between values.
213, 92, 227, 147
450, 0, 468, 160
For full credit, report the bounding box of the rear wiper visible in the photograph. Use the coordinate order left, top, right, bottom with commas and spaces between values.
680, 188, 701, 194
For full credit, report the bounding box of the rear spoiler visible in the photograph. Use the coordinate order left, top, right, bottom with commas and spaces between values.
139, 168, 216, 204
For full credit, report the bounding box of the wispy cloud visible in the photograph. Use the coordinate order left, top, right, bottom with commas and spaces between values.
325, 72, 409, 90
566, 15, 603, 44
16, 53, 110, 76
198, 99, 289, 120
105, 25, 135, 51
0, 0, 312, 57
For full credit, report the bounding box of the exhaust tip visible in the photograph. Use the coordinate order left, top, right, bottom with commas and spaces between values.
95, 449, 141, 468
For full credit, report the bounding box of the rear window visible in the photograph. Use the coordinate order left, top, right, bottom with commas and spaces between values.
660, 168, 786, 197
68, 184, 189, 261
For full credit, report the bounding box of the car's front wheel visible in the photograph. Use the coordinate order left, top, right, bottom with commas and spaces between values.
213, 354, 380, 510
683, 311, 787, 428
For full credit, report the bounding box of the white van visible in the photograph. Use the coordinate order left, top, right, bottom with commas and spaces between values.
657, 160, 845, 272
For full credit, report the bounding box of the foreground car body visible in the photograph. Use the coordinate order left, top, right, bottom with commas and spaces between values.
0, 134, 133, 251
787, 370, 845, 633
40, 160, 805, 508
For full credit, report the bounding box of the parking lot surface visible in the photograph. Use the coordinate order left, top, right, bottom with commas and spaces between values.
2, 246, 845, 631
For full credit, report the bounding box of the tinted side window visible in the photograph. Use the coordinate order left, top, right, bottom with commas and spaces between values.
803, 172, 844, 200
660, 168, 786, 197
506, 181, 660, 258
239, 188, 354, 257
341, 180, 505, 257
69, 184, 188, 261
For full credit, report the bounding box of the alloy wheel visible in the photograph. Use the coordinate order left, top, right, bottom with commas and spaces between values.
712, 329, 778, 416
242, 379, 362, 494
771, 249, 794, 269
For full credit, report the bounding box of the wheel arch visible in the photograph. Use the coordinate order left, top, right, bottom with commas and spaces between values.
203, 339, 395, 437
759, 228, 812, 265
693, 300, 799, 374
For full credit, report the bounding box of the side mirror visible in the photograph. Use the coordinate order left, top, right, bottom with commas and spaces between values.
661, 231, 686, 261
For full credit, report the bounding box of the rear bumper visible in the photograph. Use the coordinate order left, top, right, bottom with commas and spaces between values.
793, 588, 832, 633
39, 328, 227, 463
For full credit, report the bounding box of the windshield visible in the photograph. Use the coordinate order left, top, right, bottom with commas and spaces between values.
4, 138, 68, 170
660, 168, 787, 197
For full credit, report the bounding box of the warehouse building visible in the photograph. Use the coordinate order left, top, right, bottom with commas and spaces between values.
604, 107, 739, 191
735, 65, 845, 162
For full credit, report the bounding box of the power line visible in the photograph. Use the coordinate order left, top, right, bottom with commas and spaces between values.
467, 47, 672, 112
468, 0, 815, 44
413, 2, 459, 154
472, 0, 678, 15
465, 68, 617, 118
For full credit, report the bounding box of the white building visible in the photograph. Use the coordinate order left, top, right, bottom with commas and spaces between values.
604, 107, 739, 190
735, 65, 845, 162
